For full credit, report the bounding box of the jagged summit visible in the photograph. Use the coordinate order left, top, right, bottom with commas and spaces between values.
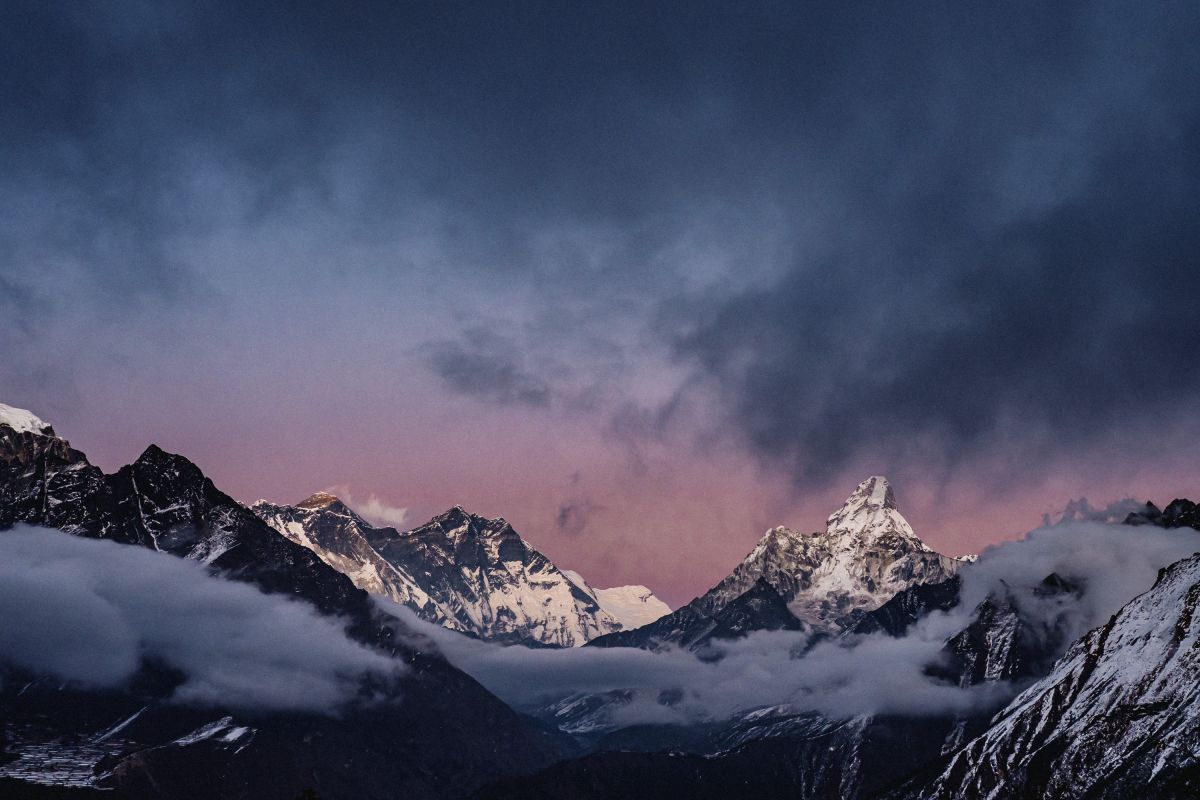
431, 503, 475, 525
845, 475, 897, 510
825, 474, 929, 552
297, 491, 345, 510
605, 476, 967, 645
0, 402, 54, 436
252, 499, 627, 646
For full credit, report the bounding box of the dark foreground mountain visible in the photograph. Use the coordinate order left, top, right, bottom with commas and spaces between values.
0, 405, 572, 798
905, 553, 1200, 798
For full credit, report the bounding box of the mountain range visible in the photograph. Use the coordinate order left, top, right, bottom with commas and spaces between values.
4, 400, 1200, 799
588, 475, 969, 651
0, 403, 573, 798
252, 493, 668, 647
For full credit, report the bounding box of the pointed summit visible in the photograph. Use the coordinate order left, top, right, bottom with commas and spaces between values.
855, 476, 896, 509
825, 474, 927, 550
297, 491, 344, 510
645, 476, 967, 636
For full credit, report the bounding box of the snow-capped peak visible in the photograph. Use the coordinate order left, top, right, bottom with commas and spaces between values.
0, 402, 53, 436
296, 491, 344, 510
825, 474, 928, 551
561, 570, 672, 629
685, 476, 964, 632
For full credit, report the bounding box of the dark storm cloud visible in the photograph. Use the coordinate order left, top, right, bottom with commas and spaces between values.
424, 331, 553, 407
656, 2, 1200, 483
555, 495, 603, 537
2, 1, 1198, 486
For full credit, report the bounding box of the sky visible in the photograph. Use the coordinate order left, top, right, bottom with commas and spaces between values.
2, 2, 1199, 607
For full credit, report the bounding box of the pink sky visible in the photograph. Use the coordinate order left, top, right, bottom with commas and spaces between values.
38, 387, 1199, 609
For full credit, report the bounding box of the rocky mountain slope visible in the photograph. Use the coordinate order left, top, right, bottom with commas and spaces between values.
0, 404, 573, 798
252, 495, 658, 646
588, 577, 805, 652
520, 500, 1200, 798
912, 548, 1200, 798
590, 476, 967, 650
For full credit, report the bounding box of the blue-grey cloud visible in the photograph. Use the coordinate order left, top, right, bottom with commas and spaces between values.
2, 1, 1198, 494
0, 526, 402, 713
423, 331, 553, 407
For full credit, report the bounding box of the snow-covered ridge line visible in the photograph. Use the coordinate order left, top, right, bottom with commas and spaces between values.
0, 402, 53, 435
915, 547, 1200, 798
563, 569, 672, 629
252, 497, 662, 646
703, 476, 967, 630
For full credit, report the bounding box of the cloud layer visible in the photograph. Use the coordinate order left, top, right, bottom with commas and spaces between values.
0, 526, 401, 713
392, 521, 1200, 725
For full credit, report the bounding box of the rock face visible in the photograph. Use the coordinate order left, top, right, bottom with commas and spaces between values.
913, 550, 1200, 799
844, 574, 962, 637
1125, 498, 1200, 529
589, 578, 805, 652
591, 476, 967, 649
252, 496, 629, 647
0, 405, 572, 798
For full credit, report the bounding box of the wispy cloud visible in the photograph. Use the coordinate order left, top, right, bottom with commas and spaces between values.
323, 484, 409, 528
422, 329, 553, 408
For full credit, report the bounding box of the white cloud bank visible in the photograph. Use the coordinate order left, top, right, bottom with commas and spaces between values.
0, 526, 402, 714
384, 521, 1200, 725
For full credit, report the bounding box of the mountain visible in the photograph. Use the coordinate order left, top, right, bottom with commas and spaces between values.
1125, 498, 1200, 529
524, 504, 1198, 797
590, 476, 967, 650
0, 405, 573, 797
476, 715, 976, 800
911, 547, 1200, 799
561, 570, 672, 629
496, 565, 1103, 800
252, 495, 628, 646
844, 574, 962, 637
589, 577, 806, 653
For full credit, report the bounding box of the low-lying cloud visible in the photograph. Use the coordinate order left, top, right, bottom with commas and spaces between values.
386, 521, 1200, 727
0, 526, 402, 714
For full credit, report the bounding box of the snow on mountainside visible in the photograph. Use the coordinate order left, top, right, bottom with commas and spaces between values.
0, 403, 53, 435
704, 476, 966, 630
562, 569, 672, 629
594, 586, 672, 628
593, 477, 967, 650
252, 493, 458, 631
914, 549, 1200, 799
253, 497, 627, 647
0, 404, 574, 797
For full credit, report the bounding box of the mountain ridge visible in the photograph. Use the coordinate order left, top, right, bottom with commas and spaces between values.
251, 494, 660, 646
0, 405, 575, 797
589, 476, 968, 650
